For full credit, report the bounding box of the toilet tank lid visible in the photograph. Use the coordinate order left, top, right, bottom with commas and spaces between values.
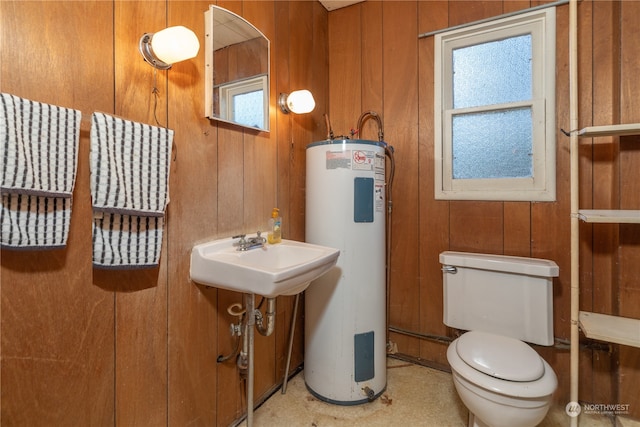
456, 331, 545, 382
440, 251, 559, 277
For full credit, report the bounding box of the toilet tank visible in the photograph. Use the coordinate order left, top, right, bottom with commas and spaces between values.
440, 251, 559, 346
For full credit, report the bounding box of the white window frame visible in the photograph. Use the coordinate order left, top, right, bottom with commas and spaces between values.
434, 8, 556, 201
219, 75, 269, 130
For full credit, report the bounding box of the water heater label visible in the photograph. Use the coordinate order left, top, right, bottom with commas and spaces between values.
375, 183, 384, 212
326, 150, 351, 169
352, 150, 375, 171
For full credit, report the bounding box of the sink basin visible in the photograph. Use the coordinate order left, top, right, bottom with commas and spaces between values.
190, 236, 340, 297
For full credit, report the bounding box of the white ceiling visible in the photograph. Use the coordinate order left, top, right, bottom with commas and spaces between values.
319, 0, 365, 11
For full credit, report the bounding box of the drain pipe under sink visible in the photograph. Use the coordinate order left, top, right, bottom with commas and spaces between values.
243, 295, 276, 427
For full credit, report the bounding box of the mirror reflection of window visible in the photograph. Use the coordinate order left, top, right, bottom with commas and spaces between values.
233, 90, 264, 129
218, 75, 268, 130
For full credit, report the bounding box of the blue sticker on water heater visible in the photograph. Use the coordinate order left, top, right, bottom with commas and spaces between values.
354, 177, 374, 223
354, 331, 375, 382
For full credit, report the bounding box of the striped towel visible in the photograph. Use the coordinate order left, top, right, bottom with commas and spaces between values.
0, 93, 81, 249
1, 194, 73, 249
90, 112, 173, 216
90, 112, 173, 268
92, 213, 164, 269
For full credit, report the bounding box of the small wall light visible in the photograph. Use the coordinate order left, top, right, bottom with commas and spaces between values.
278, 90, 316, 114
139, 26, 200, 70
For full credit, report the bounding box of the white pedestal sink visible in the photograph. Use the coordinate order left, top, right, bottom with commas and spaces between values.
189, 235, 339, 426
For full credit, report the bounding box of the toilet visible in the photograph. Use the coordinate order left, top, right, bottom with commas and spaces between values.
440, 251, 559, 427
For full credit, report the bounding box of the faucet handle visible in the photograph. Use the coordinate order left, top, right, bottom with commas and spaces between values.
232, 234, 247, 245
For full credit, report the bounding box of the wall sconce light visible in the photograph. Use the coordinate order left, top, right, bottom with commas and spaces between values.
278, 90, 316, 114
139, 26, 200, 70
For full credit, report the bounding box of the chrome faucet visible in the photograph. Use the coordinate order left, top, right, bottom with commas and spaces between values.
233, 232, 266, 251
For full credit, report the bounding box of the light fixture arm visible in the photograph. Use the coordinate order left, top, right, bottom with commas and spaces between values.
139, 33, 172, 70
278, 93, 291, 113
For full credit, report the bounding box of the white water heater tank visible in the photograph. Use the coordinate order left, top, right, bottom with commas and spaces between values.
304, 139, 387, 404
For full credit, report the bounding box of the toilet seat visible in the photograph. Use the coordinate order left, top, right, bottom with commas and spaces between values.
447, 333, 557, 399
456, 330, 544, 382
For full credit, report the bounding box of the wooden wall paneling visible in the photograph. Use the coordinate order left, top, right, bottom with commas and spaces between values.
417, 0, 450, 366
310, 0, 330, 149
617, 177, 640, 420
504, 1, 533, 14
274, 0, 291, 240
619, 1, 640, 418
503, 202, 531, 257
112, 2, 170, 425
289, 0, 324, 240
589, 0, 620, 406
328, 5, 361, 138
447, 0, 503, 27
382, 0, 421, 356
360, 1, 383, 140
0, 1, 115, 425
449, 202, 504, 253
166, 1, 219, 425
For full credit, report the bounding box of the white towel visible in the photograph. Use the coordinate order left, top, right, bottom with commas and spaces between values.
89, 112, 173, 268
0, 93, 81, 249
90, 112, 173, 216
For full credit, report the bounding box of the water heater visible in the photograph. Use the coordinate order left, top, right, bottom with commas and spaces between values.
305, 139, 387, 404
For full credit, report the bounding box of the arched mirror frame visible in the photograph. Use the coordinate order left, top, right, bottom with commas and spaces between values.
204, 5, 270, 132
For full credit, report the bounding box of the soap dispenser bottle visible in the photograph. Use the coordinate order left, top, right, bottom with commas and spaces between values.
268, 208, 282, 244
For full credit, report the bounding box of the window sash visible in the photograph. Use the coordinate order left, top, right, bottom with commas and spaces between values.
434, 7, 556, 202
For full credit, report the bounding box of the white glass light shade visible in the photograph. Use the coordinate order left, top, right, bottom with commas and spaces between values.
139, 26, 200, 69
284, 90, 315, 114
152, 26, 200, 64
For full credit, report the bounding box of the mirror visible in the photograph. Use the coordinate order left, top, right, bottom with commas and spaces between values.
204, 5, 270, 132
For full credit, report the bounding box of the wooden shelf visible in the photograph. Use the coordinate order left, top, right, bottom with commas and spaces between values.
578, 123, 640, 137
577, 210, 640, 223
579, 311, 640, 348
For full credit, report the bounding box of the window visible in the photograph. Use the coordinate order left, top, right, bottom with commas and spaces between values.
434, 8, 556, 201
219, 75, 269, 130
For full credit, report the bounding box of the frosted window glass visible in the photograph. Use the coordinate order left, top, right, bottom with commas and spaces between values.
233, 90, 264, 128
452, 108, 532, 179
453, 35, 532, 109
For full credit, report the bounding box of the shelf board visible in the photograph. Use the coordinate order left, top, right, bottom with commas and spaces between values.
578, 123, 640, 137
577, 210, 640, 223
579, 311, 640, 348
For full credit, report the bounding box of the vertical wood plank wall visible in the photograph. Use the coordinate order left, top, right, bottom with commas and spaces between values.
0, 1, 327, 425
1, 0, 639, 425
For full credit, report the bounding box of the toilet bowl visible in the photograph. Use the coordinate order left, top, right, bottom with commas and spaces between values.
447, 330, 557, 427
439, 251, 560, 427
